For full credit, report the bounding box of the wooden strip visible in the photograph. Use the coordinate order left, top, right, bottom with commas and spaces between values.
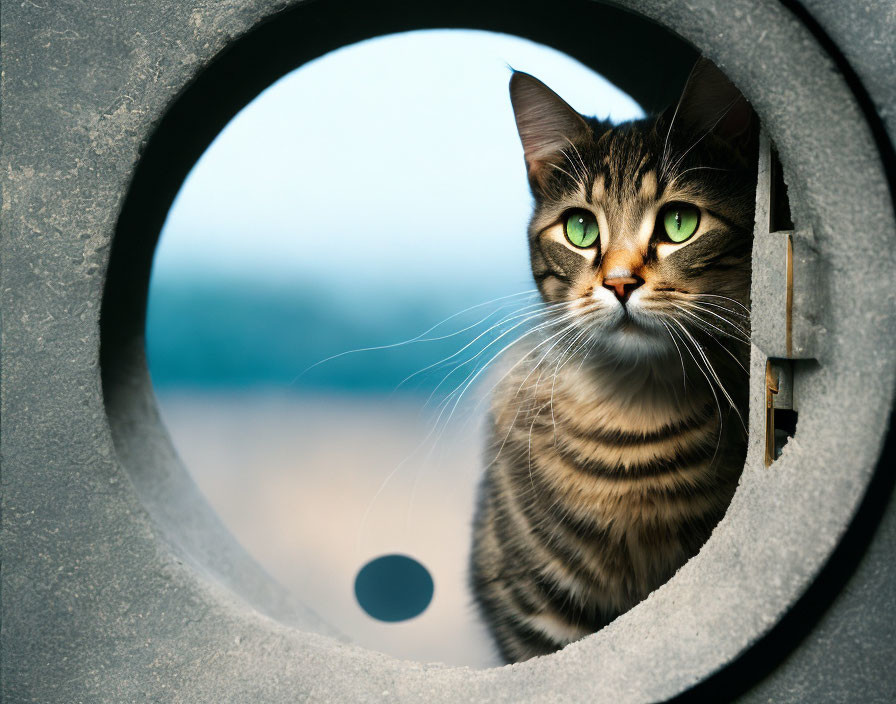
785, 232, 794, 358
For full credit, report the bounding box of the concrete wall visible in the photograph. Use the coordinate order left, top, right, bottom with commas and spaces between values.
2, 0, 894, 701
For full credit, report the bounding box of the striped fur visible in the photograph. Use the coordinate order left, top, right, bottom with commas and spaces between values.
470, 60, 757, 662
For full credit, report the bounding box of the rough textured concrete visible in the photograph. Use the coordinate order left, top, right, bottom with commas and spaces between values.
797, 0, 896, 149
751, 130, 821, 363
2, 0, 894, 702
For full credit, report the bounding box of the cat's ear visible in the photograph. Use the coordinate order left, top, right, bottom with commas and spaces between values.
670, 57, 754, 144
509, 71, 591, 188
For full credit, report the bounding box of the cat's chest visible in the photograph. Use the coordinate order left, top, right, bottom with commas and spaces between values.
492, 369, 728, 531
495, 363, 714, 456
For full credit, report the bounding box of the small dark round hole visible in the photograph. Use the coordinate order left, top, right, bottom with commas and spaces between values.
354, 554, 434, 622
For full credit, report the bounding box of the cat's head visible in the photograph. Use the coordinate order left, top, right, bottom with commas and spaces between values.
510, 59, 756, 367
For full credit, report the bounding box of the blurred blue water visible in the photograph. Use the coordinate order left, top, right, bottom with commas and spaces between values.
146, 274, 535, 393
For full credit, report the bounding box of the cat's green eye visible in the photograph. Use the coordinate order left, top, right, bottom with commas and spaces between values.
661, 204, 700, 243
564, 210, 600, 248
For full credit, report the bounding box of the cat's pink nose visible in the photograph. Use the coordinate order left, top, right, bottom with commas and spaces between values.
602, 275, 644, 303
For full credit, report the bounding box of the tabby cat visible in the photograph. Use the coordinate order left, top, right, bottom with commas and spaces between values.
470, 59, 757, 662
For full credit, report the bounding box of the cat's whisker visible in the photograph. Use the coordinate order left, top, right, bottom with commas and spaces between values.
666, 96, 742, 177
355, 430, 429, 554
522, 328, 582, 415
526, 404, 542, 489
672, 298, 750, 331
660, 319, 688, 392
659, 83, 687, 177
484, 399, 527, 473
671, 318, 746, 433
548, 325, 594, 440
461, 313, 587, 430
294, 288, 542, 385
561, 137, 589, 186
545, 161, 580, 185
423, 304, 580, 413
397, 299, 569, 393
574, 328, 601, 373
419, 302, 575, 402
513, 319, 585, 397
684, 298, 750, 320
665, 322, 726, 463
692, 293, 751, 315
425, 308, 587, 454
680, 303, 751, 343
453, 318, 593, 441
664, 165, 731, 191
673, 319, 737, 401
678, 314, 750, 351
456, 312, 593, 448
666, 321, 720, 411
425, 348, 565, 480
670, 302, 750, 346
671, 306, 749, 376
460, 303, 585, 389
510, 325, 592, 407
436, 308, 586, 422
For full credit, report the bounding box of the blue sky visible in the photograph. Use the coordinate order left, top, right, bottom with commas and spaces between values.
151, 29, 643, 296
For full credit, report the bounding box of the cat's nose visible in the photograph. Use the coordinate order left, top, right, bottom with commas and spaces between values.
602, 274, 644, 303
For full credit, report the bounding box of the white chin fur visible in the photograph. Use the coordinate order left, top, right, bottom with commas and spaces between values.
583, 306, 676, 364
588, 326, 673, 363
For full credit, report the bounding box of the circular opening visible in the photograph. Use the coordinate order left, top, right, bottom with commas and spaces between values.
99, 0, 896, 697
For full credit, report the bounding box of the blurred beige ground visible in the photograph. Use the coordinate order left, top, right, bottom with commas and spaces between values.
157, 391, 502, 667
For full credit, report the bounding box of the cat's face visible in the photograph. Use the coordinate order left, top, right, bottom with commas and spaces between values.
511, 60, 756, 366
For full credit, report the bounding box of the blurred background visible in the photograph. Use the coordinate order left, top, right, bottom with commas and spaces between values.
146, 29, 642, 667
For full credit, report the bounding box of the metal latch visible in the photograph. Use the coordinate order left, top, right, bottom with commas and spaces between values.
752, 133, 819, 466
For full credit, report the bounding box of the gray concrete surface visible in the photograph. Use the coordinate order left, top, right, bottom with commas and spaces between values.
2, 0, 894, 701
